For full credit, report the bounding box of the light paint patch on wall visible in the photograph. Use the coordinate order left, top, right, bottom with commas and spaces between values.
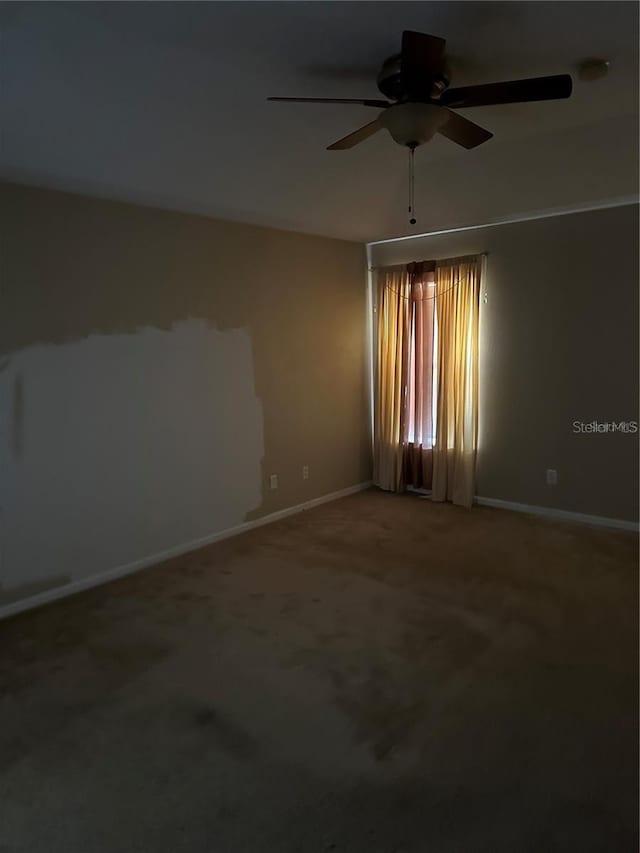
0, 182, 370, 611
0, 320, 263, 589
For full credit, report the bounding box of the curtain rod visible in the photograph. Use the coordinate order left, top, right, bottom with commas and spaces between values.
368, 251, 488, 272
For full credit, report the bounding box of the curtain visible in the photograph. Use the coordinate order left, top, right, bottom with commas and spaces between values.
432, 256, 480, 508
373, 268, 411, 491
403, 262, 436, 489
373, 254, 481, 507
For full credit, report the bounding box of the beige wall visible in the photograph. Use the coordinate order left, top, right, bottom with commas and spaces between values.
371, 204, 639, 522
0, 182, 371, 606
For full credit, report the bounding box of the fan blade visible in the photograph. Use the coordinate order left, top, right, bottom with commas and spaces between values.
268, 97, 390, 108
438, 110, 493, 149
441, 74, 572, 108
401, 30, 446, 94
327, 118, 383, 150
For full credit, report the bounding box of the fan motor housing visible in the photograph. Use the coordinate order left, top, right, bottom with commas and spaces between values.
377, 53, 450, 101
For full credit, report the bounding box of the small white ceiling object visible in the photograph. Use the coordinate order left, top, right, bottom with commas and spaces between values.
1, 2, 638, 242
577, 58, 611, 82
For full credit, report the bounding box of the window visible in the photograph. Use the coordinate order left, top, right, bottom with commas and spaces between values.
406, 272, 437, 446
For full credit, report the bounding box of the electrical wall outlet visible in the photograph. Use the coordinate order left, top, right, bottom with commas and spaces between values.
546, 468, 558, 486
302, 465, 309, 480
269, 473, 278, 490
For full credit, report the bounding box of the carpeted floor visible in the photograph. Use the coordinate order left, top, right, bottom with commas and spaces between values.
0, 490, 637, 852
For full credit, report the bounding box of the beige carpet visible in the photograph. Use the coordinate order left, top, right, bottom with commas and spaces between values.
0, 490, 637, 852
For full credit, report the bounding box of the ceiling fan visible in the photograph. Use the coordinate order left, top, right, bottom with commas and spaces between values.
268, 30, 573, 151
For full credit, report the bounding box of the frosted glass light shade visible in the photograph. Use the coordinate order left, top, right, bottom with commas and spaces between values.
379, 102, 448, 147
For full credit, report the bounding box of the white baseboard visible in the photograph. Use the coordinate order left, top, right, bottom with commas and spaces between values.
475, 495, 638, 532
0, 481, 372, 622
408, 487, 637, 532
4, 481, 633, 622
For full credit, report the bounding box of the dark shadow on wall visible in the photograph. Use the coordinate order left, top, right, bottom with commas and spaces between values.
11, 373, 24, 460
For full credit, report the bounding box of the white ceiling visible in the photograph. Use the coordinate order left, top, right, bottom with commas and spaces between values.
1, 1, 638, 242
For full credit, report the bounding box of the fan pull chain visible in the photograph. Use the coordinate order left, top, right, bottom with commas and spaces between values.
408, 144, 417, 226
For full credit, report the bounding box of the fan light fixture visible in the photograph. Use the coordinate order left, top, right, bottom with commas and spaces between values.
268, 30, 574, 224
379, 102, 448, 147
